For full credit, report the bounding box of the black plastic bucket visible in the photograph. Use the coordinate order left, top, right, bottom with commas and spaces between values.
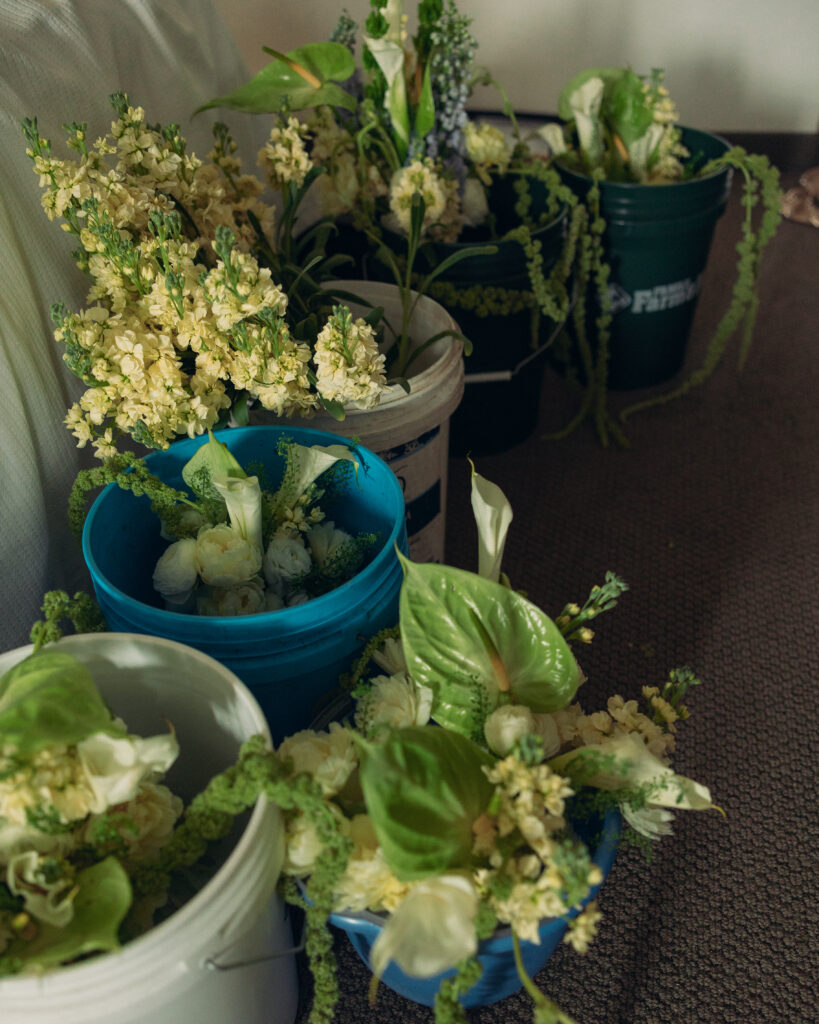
556, 127, 732, 390
370, 176, 569, 455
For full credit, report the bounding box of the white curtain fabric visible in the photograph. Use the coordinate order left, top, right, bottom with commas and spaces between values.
0, 0, 266, 652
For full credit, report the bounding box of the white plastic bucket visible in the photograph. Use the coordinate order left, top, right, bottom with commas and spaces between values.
259, 280, 465, 563
0, 633, 298, 1024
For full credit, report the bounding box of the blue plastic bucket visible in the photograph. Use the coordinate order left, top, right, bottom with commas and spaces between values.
82, 426, 408, 743
329, 808, 621, 1007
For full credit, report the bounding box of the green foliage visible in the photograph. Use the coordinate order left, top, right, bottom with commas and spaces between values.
29, 590, 107, 651
0, 649, 123, 756
433, 956, 484, 1024
358, 726, 494, 880
554, 572, 629, 644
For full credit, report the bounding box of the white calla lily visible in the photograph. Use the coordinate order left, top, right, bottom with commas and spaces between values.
370, 874, 478, 979
568, 77, 605, 167
213, 474, 263, 555
537, 122, 567, 156
283, 443, 359, 510
469, 463, 513, 582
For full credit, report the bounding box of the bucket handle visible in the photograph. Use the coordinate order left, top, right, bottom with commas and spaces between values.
205, 911, 306, 972
463, 291, 576, 385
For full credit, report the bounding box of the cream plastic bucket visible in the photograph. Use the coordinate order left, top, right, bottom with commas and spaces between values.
262, 280, 465, 563
0, 633, 298, 1024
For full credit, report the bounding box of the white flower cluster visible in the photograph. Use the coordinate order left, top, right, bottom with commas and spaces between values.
464, 120, 511, 184
386, 158, 461, 242
27, 103, 387, 456
0, 726, 180, 938
313, 305, 387, 409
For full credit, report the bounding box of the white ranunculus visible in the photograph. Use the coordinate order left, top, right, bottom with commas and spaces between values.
370, 875, 479, 979
153, 537, 198, 603
307, 521, 354, 569
484, 705, 536, 756
196, 578, 266, 617
263, 531, 312, 589
76, 730, 179, 815
7, 851, 76, 927
356, 674, 433, 733
277, 723, 357, 797
195, 523, 262, 587
287, 591, 310, 607
461, 177, 489, 227
265, 590, 285, 612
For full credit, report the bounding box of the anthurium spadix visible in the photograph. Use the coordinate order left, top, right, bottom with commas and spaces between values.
398, 556, 581, 738
469, 462, 513, 583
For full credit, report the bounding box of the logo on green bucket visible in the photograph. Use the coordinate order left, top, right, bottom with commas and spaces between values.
607, 275, 702, 316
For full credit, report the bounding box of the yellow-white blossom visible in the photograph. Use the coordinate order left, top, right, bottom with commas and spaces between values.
196, 578, 267, 617
464, 120, 511, 184
313, 306, 386, 409
386, 159, 461, 241
195, 524, 263, 587
277, 723, 357, 797
258, 117, 312, 190
355, 674, 434, 734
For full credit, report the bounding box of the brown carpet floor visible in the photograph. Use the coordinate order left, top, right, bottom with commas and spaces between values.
295, 139, 819, 1024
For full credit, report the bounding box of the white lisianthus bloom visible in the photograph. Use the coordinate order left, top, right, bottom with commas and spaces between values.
197, 577, 266, 617
356, 674, 433, 733
277, 723, 357, 797
153, 537, 198, 603
484, 705, 537, 756
7, 851, 76, 927
461, 177, 489, 227
371, 875, 479, 979
76, 730, 179, 815
307, 521, 354, 569
264, 530, 312, 589
195, 523, 262, 586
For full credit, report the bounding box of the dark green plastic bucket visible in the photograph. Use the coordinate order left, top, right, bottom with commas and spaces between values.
370, 176, 569, 456
557, 127, 732, 390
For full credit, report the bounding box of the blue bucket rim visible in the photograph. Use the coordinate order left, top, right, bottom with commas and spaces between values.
328, 806, 622, 942
81, 424, 406, 628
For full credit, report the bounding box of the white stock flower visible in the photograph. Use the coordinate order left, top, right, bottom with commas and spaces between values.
195, 523, 262, 586
76, 730, 179, 815
153, 537, 198, 603
370, 875, 479, 979
355, 674, 434, 733
277, 723, 357, 797
264, 531, 312, 589
196, 577, 267, 617
484, 705, 537, 756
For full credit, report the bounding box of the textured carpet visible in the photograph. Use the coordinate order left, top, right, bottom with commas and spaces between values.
294, 145, 819, 1024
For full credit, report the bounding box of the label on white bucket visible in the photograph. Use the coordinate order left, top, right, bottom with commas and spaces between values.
377, 425, 446, 562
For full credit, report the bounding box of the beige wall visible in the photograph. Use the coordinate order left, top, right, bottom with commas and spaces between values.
215, 0, 819, 132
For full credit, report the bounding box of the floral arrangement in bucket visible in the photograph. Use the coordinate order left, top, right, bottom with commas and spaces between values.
201, 0, 589, 373
70, 430, 376, 617
23, 93, 395, 458
0, 647, 187, 972
538, 66, 783, 440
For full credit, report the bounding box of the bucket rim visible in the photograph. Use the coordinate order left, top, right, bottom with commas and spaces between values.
81, 426, 406, 629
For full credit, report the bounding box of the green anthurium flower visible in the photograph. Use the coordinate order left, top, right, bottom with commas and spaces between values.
398, 557, 581, 738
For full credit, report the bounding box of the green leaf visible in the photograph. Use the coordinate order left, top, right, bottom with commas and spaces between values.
6, 858, 132, 968
358, 727, 494, 880
181, 429, 246, 496
413, 60, 436, 141
399, 559, 581, 737
0, 651, 122, 756
196, 43, 356, 115
557, 66, 626, 121
608, 69, 655, 147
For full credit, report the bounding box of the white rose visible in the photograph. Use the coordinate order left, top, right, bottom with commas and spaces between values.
263, 530, 312, 589
307, 521, 354, 569
153, 538, 198, 603
356, 674, 434, 733
76, 730, 179, 814
195, 524, 262, 586
461, 177, 489, 227
484, 705, 536, 756
277, 723, 357, 797
370, 875, 478, 979
197, 578, 266, 617
531, 712, 561, 758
